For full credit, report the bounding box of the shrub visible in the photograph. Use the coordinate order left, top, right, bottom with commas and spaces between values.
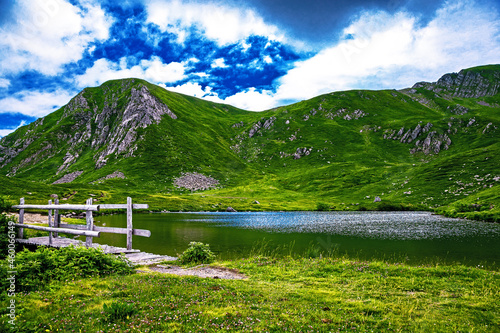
103, 301, 137, 322
316, 202, 330, 211
178, 242, 215, 264
0, 245, 134, 292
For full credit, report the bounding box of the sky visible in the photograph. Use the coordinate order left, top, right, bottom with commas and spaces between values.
0, 0, 500, 137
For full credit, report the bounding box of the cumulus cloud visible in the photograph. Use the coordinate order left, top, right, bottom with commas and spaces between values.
0, 120, 27, 138
0, 89, 75, 118
177, 0, 500, 111
145, 0, 284, 45
165, 82, 277, 111
76, 56, 187, 87
0, 0, 114, 75
211, 58, 229, 68
263, 0, 500, 103
0, 78, 10, 88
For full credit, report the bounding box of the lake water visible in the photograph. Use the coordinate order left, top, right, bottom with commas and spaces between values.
92, 211, 500, 268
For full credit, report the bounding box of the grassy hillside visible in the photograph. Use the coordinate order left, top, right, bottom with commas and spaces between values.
0, 66, 499, 220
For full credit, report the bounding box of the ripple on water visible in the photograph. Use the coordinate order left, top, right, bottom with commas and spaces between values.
192, 211, 500, 240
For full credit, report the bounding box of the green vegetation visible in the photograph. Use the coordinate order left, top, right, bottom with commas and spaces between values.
178, 241, 216, 264
102, 301, 137, 322
0, 198, 14, 259
0, 66, 499, 221
1, 253, 498, 332
0, 245, 134, 293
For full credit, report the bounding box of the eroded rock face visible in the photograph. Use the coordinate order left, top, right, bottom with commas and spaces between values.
94, 85, 177, 168
413, 69, 500, 98
384, 122, 451, 155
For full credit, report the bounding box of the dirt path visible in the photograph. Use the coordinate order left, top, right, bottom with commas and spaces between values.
7, 212, 47, 224
142, 264, 247, 280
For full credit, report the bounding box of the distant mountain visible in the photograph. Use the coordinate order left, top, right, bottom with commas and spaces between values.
1, 65, 499, 220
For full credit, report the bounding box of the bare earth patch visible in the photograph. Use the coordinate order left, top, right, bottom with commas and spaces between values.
144, 264, 247, 280
7, 212, 47, 224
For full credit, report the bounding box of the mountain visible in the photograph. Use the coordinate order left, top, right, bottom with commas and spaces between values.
1, 65, 499, 221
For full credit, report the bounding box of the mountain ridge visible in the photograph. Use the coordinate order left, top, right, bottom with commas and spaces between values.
1, 65, 499, 221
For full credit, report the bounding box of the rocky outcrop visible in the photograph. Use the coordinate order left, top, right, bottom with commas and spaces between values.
384, 122, 451, 155
174, 172, 220, 191
92, 171, 126, 184
325, 108, 368, 120
248, 117, 276, 138
412, 68, 500, 98
94, 85, 177, 168
293, 147, 313, 159
52, 170, 83, 184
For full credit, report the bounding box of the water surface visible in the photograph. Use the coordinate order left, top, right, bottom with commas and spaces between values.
92, 211, 500, 268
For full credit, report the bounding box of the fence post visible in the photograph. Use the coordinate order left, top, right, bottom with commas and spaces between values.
127, 197, 133, 250
18, 198, 24, 239
86, 198, 94, 248
48, 199, 53, 246
54, 198, 59, 238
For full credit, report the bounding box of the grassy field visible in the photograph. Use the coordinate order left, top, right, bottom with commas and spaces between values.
1, 254, 499, 332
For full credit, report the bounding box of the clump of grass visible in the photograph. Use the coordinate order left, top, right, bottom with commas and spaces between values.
103, 301, 137, 322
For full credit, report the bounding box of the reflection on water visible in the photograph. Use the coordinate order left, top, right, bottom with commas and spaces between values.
92, 211, 500, 268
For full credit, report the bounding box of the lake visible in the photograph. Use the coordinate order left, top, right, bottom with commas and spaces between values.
92, 211, 500, 268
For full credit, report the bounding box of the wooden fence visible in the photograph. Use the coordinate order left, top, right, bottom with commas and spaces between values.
13, 197, 150, 250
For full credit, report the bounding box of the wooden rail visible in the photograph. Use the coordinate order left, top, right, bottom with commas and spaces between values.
14, 197, 149, 250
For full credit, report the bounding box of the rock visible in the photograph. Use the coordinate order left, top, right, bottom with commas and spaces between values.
92, 171, 126, 184
226, 207, 237, 212
373, 196, 381, 203
174, 173, 219, 191
50, 194, 58, 199
52, 171, 83, 184
94, 84, 177, 168
249, 122, 262, 138
293, 147, 313, 159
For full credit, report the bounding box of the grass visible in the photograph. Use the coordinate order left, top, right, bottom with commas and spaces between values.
1, 254, 498, 332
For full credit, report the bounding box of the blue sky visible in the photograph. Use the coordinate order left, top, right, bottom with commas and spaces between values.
1, 0, 500, 137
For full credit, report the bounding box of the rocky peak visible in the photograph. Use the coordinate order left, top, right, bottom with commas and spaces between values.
412, 66, 500, 98
94, 84, 177, 168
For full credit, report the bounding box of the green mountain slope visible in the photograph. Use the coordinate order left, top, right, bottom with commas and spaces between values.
1, 66, 499, 220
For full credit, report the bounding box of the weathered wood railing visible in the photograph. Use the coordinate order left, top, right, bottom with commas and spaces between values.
13, 197, 150, 250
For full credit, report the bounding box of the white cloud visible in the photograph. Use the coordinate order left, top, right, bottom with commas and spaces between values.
76, 56, 187, 87
271, 1, 500, 102
165, 82, 220, 100
145, 0, 284, 45
263, 55, 273, 64
0, 78, 10, 88
0, 0, 114, 75
0, 89, 75, 118
211, 58, 228, 68
172, 0, 500, 111
0, 120, 27, 138
223, 88, 277, 111
164, 82, 277, 111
